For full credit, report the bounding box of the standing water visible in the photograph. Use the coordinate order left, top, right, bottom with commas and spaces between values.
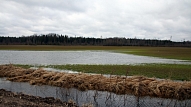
0, 50, 191, 106
0, 50, 190, 65
0, 78, 190, 107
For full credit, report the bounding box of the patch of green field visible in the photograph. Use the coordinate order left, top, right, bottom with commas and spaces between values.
117, 47, 191, 61
1, 45, 191, 60
14, 64, 33, 69
40, 64, 191, 81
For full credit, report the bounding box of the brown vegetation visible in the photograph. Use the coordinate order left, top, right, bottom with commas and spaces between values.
0, 64, 191, 100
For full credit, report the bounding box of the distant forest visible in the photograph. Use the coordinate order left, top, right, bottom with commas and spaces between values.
0, 33, 191, 47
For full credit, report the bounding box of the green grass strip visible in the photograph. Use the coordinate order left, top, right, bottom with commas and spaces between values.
15, 64, 191, 81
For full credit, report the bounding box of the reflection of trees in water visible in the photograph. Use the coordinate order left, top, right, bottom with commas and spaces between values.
52, 87, 191, 107
4, 79, 190, 107
56, 87, 71, 101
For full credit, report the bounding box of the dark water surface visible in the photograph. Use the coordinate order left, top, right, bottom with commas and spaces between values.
0, 78, 190, 107
0, 50, 190, 65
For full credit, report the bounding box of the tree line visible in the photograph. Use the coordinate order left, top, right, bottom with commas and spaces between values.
0, 33, 191, 47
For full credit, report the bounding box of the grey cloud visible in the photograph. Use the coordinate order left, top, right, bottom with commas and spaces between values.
0, 0, 191, 41
10, 0, 91, 13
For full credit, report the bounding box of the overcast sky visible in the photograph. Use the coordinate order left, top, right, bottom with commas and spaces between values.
0, 0, 191, 41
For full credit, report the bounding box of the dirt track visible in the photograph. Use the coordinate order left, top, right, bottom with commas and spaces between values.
0, 89, 79, 107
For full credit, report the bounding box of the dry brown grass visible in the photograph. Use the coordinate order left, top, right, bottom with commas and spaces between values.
1, 64, 191, 100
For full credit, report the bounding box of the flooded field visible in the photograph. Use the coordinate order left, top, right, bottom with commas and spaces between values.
0, 50, 190, 65
0, 50, 191, 106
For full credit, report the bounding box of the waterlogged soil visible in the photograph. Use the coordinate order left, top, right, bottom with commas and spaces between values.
1, 65, 191, 100
0, 89, 78, 107
1, 65, 191, 107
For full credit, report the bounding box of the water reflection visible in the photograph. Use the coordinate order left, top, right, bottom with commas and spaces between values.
0, 50, 190, 65
0, 78, 190, 107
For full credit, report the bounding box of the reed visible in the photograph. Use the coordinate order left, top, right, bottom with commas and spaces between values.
1, 64, 191, 100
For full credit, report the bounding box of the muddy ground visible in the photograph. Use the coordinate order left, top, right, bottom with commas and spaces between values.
0, 89, 79, 107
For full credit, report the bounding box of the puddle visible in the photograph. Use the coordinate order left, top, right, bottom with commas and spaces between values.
30, 67, 80, 74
